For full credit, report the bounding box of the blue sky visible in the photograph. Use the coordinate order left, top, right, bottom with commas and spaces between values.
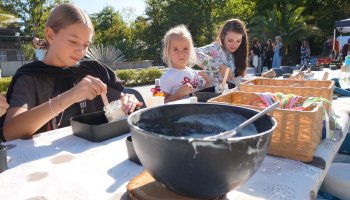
71, 0, 146, 20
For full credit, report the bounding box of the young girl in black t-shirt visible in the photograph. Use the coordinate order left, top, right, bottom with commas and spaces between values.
1, 3, 140, 141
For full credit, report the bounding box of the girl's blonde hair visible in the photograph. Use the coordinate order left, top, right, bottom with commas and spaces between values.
45, 3, 94, 43
162, 25, 197, 67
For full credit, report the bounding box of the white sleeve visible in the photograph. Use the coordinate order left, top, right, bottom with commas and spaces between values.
160, 71, 175, 94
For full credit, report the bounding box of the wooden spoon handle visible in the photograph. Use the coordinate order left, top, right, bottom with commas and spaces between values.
222, 68, 230, 88
101, 93, 109, 107
322, 71, 329, 80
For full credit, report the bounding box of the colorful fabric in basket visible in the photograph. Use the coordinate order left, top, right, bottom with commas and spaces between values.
254, 92, 336, 140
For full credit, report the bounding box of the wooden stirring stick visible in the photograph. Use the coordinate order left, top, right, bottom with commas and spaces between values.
101, 93, 109, 107
322, 71, 329, 80
221, 68, 230, 89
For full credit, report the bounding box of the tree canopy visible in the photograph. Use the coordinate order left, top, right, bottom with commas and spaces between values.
2, 0, 68, 37
1, 0, 350, 64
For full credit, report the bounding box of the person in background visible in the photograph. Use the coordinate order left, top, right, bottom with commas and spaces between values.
160, 25, 211, 103
32, 37, 47, 60
323, 36, 339, 59
272, 36, 283, 68
332, 78, 350, 96
300, 39, 311, 65
195, 18, 249, 87
250, 38, 261, 75
264, 39, 274, 70
1, 3, 141, 142
341, 38, 350, 61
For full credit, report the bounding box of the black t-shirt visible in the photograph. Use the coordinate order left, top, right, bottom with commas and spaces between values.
250, 45, 261, 57
1, 60, 124, 137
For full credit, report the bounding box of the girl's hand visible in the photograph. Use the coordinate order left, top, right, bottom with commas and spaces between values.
0, 94, 9, 117
180, 83, 194, 96
68, 75, 107, 103
168, 83, 193, 102
120, 93, 142, 114
198, 71, 208, 80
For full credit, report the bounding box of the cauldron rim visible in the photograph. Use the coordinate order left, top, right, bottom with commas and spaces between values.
127, 103, 277, 142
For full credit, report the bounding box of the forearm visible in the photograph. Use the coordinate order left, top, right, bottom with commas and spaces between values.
164, 90, 186, 103
3, 91, 75, 140
202, 80, 212, 88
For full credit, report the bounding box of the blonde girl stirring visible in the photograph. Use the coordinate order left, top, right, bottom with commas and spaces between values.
160, 25, 211, 103
1, 3, 140, 141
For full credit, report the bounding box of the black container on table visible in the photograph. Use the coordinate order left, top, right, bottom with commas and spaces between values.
282, 73, 292, 78
70, 110, 129, 142
194, 83, 236, 102
310, 66, 323, 71
128, 103, 277, 199
280, 66, 294, 74
194, 86, 220, 102
330, 65, 338, 70
125, 136, 141, 165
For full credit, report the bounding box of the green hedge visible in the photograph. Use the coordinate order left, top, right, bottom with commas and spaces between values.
0, 77, 12, 95
116, 67, 163, 86
0, 68, 163, 95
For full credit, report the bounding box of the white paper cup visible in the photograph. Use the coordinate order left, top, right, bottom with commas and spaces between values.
145, 96, 165, 108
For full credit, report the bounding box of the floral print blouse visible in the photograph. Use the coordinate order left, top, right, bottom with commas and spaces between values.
195, 43, 235, 86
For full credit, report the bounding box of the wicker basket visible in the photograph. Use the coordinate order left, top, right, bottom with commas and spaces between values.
239, 78, 334, 113
208, 91, 324, 162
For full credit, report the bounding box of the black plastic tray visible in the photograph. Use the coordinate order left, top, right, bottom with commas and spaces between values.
194, 86, 221, 102
310, 66, 323, 71
70, 110, 129, 142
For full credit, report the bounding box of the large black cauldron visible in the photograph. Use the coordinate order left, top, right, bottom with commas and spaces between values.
127, 103, 276, 198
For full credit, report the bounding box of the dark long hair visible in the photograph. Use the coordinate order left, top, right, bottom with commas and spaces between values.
216, 18, 248, 77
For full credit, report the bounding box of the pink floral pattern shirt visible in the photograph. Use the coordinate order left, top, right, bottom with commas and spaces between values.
195, 43, 235, 86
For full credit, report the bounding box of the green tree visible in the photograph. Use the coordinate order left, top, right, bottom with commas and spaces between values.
221, 0, 256, 26
91, 6, 134, 60
129, 16, 151, 60
2, 0, 68, 37
303, 0, 350, 55
0, 8, 20, 28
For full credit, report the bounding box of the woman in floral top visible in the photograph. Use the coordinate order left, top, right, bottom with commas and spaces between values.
195, 18, 249, 87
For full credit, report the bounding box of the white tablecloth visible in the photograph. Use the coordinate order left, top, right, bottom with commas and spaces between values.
0, 99, 349, 200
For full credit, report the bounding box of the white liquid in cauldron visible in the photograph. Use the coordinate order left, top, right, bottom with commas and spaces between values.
137, 113, 258, 138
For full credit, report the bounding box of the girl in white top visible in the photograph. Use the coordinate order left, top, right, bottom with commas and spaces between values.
160, 25, 211, 103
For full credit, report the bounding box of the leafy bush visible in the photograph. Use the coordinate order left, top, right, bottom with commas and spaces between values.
21, 41, 35, 61
0, 68, 162, 94
0, 77, 12, 95
116, 69, 138, 86
116, 67, 163, 86
137, 68, 163, 85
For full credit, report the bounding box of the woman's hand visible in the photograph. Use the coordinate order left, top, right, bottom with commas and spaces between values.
219, 65, 233, 82
0, 94, 9, 117
198, 71, 212, 87
68, 75, 107, 103
120, 93, 142, 114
